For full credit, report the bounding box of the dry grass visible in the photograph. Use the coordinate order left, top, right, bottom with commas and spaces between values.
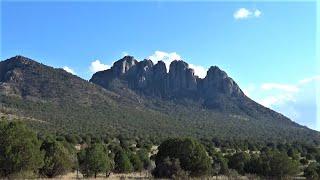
51, 171, 152, 179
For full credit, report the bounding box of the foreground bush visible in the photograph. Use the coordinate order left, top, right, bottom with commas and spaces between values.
153, 138, 211, 177
304, 163, 320, 180
245, 150, 299, 178
78, 143, 111, 178
227, 152, 250, 175
40, 136, 74, 177
114, 150, 133, 173
0, 121, 43, 178
153, 157, 189, 179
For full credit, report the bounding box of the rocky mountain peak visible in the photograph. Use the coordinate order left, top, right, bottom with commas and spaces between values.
202, 66, 243, 97
0, 56, 37, 83
153, 61, 167, 77
90, 56, 245, 106
206, 66, 228, 79
112, 56, 138, 76
168, 60, 197, 92
3, 55, 37, 67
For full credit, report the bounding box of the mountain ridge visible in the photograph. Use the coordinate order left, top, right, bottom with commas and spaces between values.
0, 55, 319, 144
90, 56, 244, 100
89, 56, 297, 127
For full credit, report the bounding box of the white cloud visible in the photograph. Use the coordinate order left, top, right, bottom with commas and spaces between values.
234, 8, 262, 20
148, 51, 182, 71
246, 75, 320, 130
147, 51, 207, 78
254, 9, 262, 17
259, 94, 295, 108
189, 64, 207, 78
89, 60, 111, 73
261, 83, 299, 93
63, 66, 76, 75
298, 75, 320, 84
234, 8, 251, 19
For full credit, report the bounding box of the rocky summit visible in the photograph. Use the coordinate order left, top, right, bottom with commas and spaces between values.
90, 56, 244, 105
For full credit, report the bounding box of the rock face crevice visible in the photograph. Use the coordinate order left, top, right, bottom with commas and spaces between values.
90, 56, 244, 107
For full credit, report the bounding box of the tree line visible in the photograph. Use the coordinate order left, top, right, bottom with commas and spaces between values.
1, 120, 320, 179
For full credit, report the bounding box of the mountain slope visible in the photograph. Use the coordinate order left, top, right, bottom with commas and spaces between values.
0, 55, 319, 144
90, 56, 300, 129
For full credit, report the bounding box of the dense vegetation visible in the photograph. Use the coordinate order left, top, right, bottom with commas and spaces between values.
0, 56, 319, 146
1, 56, 320, 179
1, 120, 320, 179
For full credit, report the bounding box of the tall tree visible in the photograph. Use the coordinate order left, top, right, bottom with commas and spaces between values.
228, 152, 250, 175
40, 136, 74, 177
114, 150, 133, 173
0, 121, 43, 178
78, 143, 110, 178
129, 152, 143, 172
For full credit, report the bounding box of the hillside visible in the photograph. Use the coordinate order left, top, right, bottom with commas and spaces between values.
0, 55, 319, 144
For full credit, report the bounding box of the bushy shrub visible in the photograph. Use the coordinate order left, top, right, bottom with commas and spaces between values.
0, 121, 43, 178
154, 138, 211, 177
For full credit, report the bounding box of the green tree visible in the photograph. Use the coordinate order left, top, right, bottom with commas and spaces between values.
300, 158, 309, 165
211, 151, 228, 175
137, 149, 151, 170
114, 150, 133, 173
304, 163, 320, 180
129, 152, 143, 172
227, 152, 250, 175
0, 121, 43, 178
267, 151, 299, 178
78, 143, 110, 178
246, 150, 299, 178
64, 134, 77, 145
154, 138, 211, 177
152, 157, 189, 179
39, 136, 74, 177
287, 148, 299, 160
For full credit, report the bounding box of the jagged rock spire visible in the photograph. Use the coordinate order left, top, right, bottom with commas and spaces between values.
90, 56, 244, 102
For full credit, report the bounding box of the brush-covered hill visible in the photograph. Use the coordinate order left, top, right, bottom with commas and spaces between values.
0, 55, 319, 144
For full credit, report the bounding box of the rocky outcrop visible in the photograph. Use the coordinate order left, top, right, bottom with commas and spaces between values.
0, 56, 41, 84
89, 56, 138, 89
90, 56, 245, 107
201, 66, 243, 97
168, 60, 197, 92
112, 56, 138, 76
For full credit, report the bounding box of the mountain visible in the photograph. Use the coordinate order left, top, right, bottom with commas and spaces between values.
90, 56, 297, 126
90, 56, 243, 101
1, 55, 319, 144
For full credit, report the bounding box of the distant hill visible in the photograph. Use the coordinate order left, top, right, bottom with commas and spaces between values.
0, 55, 319, 144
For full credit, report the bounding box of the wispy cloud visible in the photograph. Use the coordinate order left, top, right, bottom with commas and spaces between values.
298, 75, 320, 84
63, 66, 76, 75
245, 75, 320, 130
147, 51, 207, 78
122, 51, 129, 57
234, 8, 262, 20
257, 76, 320, 107
261, 83, 299, 93
259, 94, 295, 108
89, 60, 110, 73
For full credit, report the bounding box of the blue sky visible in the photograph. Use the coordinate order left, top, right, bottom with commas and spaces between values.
1, 1, 319, 131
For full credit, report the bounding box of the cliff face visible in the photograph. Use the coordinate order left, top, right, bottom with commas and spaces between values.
90, 56, 244, 106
